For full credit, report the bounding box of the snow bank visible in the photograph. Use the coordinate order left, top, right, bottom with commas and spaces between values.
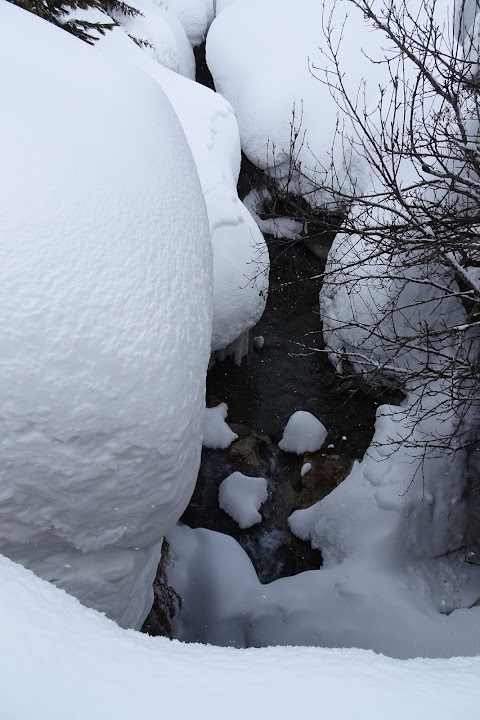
151, 68, 269, 352
66, 0, 195, 78
0, 2, 212, 628
87, 9, 268, 353
2, 554, 479, 720
169, 522, 480, 659
278, 411, 328, 454
203, 403, 238, 449
206, 0, 390, 207
167, 0, 214, 45
218, 472, 268, 528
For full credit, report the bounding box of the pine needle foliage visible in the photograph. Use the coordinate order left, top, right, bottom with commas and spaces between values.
7, 0, 141, 45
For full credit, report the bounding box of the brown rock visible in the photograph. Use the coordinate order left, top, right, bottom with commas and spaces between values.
296, 453, 354, 510
227, 432, 271, 469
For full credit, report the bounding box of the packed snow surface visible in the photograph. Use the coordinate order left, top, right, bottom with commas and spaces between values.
278, 411, 328, 454
218, 472, 268, 528
203, 403, 238, 449
0, 1, 212, 629
2, 555, 480, 720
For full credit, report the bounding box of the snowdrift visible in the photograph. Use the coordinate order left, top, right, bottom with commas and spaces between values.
0, 0, 212, 628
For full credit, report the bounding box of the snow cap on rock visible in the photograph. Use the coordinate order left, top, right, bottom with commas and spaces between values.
203, 403, 238, 449
219, 471, 268, 528
279, 411, 327, 454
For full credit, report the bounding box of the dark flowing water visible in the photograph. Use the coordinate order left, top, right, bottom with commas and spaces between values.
178, 42, 401, 585
181, 237, 400, 582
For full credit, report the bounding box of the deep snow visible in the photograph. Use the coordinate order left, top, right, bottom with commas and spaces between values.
2, 554, 479, 720
0, 0, 212, 628
71, 2, 269, 354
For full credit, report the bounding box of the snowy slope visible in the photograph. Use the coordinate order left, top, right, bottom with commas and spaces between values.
1, 554, 479, 720
0, 1, 212, 628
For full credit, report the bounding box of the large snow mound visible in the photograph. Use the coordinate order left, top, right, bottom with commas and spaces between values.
218, 472, 268, 528
278, 411, 328, 454
2, 554, 480, 720
88, 11, 268, 352
167, 0, 214, 45
0, 1, 212, 629
206, 0, 390, 206
111, 0, 195, 78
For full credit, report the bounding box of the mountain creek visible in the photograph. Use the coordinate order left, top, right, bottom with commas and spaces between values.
143, 43, 403, 637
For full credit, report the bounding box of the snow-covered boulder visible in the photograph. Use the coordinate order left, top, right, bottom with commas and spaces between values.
320, 232, 467, 383
203, 403, 238, 449
278, 411, 327, 454
152, 68, 269, 353
90, 19, 269, 355
66, 0, 195, 78
206, 0, 389, 207
218, 472, 268, 528
0, 2, 212, 629
167, 0, 215, 46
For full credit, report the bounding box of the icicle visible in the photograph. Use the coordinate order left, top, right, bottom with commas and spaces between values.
212, 330, 250, 367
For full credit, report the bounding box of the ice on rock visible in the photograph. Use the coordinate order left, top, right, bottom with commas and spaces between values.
279, 411, 327, 454
301, 462, 312, 477
0, 2, 212, 629
219, 472, 268, 528
203, 403, 238, 449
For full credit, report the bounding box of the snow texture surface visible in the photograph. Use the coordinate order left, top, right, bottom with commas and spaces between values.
278, 411, 328, 454
88, 10, 268, 353
0, 1, 212, 629
218, 472, 268, 528
2, 553, 480, 720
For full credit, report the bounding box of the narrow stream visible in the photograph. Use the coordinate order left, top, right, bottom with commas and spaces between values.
181, 236, 400, 582
163, 42, 401, 593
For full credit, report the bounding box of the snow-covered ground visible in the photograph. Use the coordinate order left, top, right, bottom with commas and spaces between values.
2, 554, 479, 720
0, 0, 212, 628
